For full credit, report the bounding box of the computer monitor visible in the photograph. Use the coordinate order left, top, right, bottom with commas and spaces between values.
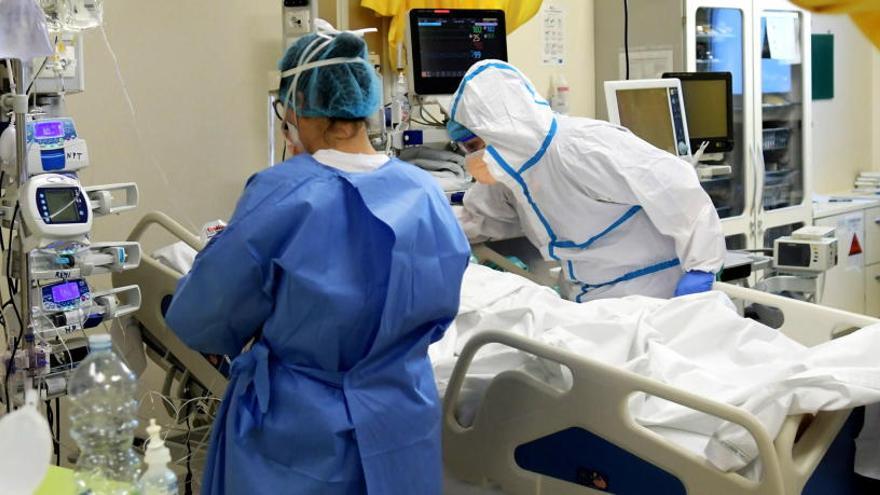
406, 9, 508, 95
662, 72, 734, 153
604, 79, 692, 159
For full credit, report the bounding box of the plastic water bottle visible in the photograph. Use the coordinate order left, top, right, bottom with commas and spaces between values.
140, 419, 178, 495
68, 334, 142, 495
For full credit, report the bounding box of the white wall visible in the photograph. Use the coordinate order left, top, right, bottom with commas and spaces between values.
67, 1, 281, 245
507, 0, 596, 117
875, 50, 880, 170
66, 0, 596, 246
810, 15, 878, 193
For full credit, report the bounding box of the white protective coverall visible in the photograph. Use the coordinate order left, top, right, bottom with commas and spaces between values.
452, 60, 726, 302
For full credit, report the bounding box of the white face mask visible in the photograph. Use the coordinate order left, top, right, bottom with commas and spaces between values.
282, 122, 305, 154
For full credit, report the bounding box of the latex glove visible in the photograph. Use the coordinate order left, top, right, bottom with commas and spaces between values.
674, 271, 715, 297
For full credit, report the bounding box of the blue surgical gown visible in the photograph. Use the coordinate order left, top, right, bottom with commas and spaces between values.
165, 154, 470, 495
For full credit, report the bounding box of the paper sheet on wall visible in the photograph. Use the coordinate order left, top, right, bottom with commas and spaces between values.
765, 12, 801, 63
834, 212, 865, 270
542, 4, 565, 65
618, 48, 674, 80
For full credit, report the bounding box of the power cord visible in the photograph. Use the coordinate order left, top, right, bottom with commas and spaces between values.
3, 203, 23, 413
624, 0, 631, 80
184, 414, 194, 495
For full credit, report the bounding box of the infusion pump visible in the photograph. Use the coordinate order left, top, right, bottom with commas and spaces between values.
20, 173, 92, 240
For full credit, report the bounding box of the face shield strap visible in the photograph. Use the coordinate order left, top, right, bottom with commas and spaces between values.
281, 56, 372, 127
279, 21, 377, 127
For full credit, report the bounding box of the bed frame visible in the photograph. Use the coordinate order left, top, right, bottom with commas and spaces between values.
117, 213, 879, 494
443, 283, 879, 494
112, 212, 228, 402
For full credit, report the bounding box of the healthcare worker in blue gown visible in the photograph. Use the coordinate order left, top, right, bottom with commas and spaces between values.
165, 23, 470, 495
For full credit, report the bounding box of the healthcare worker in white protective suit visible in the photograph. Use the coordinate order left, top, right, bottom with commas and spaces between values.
448, 60, 726, 302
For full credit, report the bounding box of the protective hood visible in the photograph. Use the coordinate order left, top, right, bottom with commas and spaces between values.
449, 60, 556, 173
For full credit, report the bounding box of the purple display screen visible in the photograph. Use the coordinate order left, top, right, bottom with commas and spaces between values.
34, 121, 64, 139
51, 282, 81, 303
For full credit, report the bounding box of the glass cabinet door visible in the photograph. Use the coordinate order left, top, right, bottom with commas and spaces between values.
694, 7, 747, 220
758, 9, 806, 213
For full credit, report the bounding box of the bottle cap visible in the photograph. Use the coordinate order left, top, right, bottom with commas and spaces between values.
144, 418, 172, 465
87, 333, 112, 351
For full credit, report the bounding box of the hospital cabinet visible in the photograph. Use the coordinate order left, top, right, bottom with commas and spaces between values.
593, 0, 812, 252
813, 200, 880, 316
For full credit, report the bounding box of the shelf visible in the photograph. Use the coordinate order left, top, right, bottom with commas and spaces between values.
696, 32, 737, 41
700, 175, 734, 185
765, 169, 793, 179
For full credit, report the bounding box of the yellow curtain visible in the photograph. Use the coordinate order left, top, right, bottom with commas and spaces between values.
791, 0, 880, 48
360, 0, 543, 60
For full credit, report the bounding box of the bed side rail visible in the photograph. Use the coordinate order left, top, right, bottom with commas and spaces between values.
112, 212, 228, 398
716, 282, 880, 346
126, 211, 205, 252
444, 330, 786, 495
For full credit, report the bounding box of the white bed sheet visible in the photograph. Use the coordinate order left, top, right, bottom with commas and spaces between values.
153, 245, 880, 477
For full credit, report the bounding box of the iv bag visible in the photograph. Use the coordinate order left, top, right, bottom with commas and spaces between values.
38, 0, 73, 32
38, 0, 104, 32
69, 0, 104, 31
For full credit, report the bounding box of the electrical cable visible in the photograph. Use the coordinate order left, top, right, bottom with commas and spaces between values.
409, 117, 441, 127
25, 34, 59, 96
624, 0, 631, 80
184, 414, 194, 495
0, 170, 6, 253
3, 203, 23, 412
25, 57, 50, 96
6, 202, 19, 294
55, 397, 61, 466
45, 399, 59, 465
417, 102, 444, 126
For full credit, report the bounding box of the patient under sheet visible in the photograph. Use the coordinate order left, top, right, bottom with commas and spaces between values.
431, 264, 880, 476
153, 244, 880, 476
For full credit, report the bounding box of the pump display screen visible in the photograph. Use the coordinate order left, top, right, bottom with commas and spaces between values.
42, 188, 83, 223
33, 121, 65, 139
778, 242, 811, 267
51, 281, 81, 303
615, 88, 677, 155
409, 9, 507, 95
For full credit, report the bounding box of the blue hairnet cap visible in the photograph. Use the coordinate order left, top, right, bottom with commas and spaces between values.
447, 119, 477, 143
278, 32, 380, 119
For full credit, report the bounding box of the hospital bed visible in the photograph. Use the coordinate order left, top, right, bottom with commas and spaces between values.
115, 212, 879, 495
